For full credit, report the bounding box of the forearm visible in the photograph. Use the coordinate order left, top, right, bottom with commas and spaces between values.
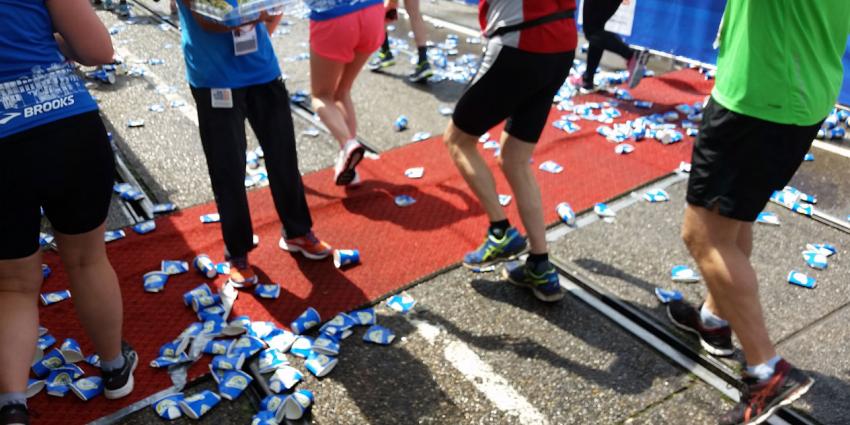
54, 33, 81, 63
265, 14, 282, 35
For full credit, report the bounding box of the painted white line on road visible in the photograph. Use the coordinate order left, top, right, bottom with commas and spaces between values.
419, 13, 481, 38
114, 45, 199, 127
410, 319, 549, 425
811, 139, 850, 159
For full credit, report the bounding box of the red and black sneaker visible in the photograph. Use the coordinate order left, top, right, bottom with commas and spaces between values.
667, 300, 734, 357
719, 359, 814, 425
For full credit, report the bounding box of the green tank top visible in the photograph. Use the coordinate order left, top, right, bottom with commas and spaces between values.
712, 0, 850, 126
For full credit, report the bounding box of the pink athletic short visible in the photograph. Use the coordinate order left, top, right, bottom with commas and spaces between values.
309, 4, 385, 63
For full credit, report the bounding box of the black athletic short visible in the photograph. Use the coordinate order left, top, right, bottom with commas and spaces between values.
452, 40, 574, 143
0, 111, 114, 259
686, 98, 822, 222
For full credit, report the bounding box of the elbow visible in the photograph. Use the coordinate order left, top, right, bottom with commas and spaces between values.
76, 45, 115, 66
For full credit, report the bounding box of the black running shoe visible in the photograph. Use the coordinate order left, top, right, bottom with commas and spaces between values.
408, 61, 433, 83
667, 300, 734, 357
719, 359, 814, 425
103, 341, 139, 399
0, 404, 28, 425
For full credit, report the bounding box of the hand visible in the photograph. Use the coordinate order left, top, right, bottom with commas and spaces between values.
622, 0, 631, 4
385, 7, 398, 22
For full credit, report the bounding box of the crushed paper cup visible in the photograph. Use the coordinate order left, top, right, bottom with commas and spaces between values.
200, 213, 221, 223
192, 294, 222, 312
200, 316, 225, 336
806, 243, 837, 257
193, 254, 217, 279
312, 334, 341, 356
247, 321, 277, 339
32, 348, 65, 377
132, 220, 156, 235
305, 351, 337, 378
394, 194, 417, 207
152, 203, 177, 214
222, 315, 251, 336
85, 354, 100, 368
289, 336, 313, 358
26, 379, 45, 398
802, 251, 828, 270
260, 394, 287, 412
183, 283, 213, 306
556, 202, 576, 227
349, 308, 376, 326
59, 338, 84, 363
162, 260, 189, 275
264, 328, 296, 353
216, 262, 231, 275
791, 202, 814, 217
218, 370, 253, 401
405, 167, 424, 179
319, 313, 356, 336
143, 271, 169, 293
593, 203, 615, 218
38, 333, 56, 351
756, 212, 780, 226
642, 189, 669, 203
178, 322, 205, 339
269, 366, 303, 393
210, 353, 245, 371
255, 283, 281, 299
40, 290, 71, 306
787, 271, 816, 289
538, 160, 564, 174
160, 339, 190, 358
70, 376, 103, 401
41, 264, 51, 279
333, 249, 361, 269
252, 410, 277, 425
614, 143, 634, 155
291, 307, 321, 334
671, 265, 700, 283
498, 194, 512, 206
203, 339, 233, 356
227, 335, 266, 358
150, 352, 191, 368
46, 365, 84, 397
387, 292, 416, 313
363, 325, 395, 345
153, 393, 184, 420
258, 348, 289, 373
654, 288, 683, 304
179, 390, 221, 420
277, 389, 315, 421
804, 152, 814, 161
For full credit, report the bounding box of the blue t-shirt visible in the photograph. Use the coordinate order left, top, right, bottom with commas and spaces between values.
177, 0, 281, 89
0, 0, 99, 139
306, 0, 382, 21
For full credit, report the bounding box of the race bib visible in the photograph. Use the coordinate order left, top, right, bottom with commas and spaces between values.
233, 26, 258, 56
211, 88, 233, 109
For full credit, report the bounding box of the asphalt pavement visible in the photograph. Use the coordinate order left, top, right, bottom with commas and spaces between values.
78, 2, 850, 424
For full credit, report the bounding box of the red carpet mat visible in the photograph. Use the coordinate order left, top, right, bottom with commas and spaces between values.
30, 69, 711, 424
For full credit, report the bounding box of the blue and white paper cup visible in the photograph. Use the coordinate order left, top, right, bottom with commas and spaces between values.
32, 348, 65, 378
264, 328, 296, 353
289, 336, 313, 359
193, 254, 217, 279
26, 379, 45, 398
40, 290, 71, 306
222, 315, 251, 336
363, 325, 396, 345
277, 389, 315, 421
203, 339, 234, 356
192, 294, 222, 313
260, 394, 286, 412
333, 249, 360, 269
37, 333, 56, 351
258, 348, 289, 374
269, 365, 303, 393
159, 339, 190, 358
312, 334, 341, 356
291, 307, 321, 335
59, 338, 84, 363
143, 271, 169, 293
252, 410, 277, 425
161, 260, 189, 275
150, 352, 191, 368
153, 393, 184, 420
305, 351, 337, 378
247, 321, 277, 340
211, 353, 245, 371
70, 376, 103, 401
319, 313, 355, 336
350, 308, 376, 326
179, 390, 221, 420
227, 335, 266, 358
183, 284, 213, 306
254, 283, 281, 299
218, 370, 253, 401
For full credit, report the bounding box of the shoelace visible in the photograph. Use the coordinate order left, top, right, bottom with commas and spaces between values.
303, 232, 319, 245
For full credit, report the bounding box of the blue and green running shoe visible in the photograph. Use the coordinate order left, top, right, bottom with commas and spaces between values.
503, 260, 564, 302
463, 227, 527, 271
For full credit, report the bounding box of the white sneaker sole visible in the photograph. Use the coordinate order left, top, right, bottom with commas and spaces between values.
104, 353, 138, 399
279, 238, 331, 260
666, 308, 735, 357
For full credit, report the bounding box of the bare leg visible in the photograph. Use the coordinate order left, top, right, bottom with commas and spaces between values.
404, 0, 428, 48
704, 222, 753, 316
310, 50, 350, 147
0, 251, 41, 393
682, 205, 775, 365
444, 121, 504, 222
334, 51, 373, 141
499, 132, 546, 253
55, 223, 122, 361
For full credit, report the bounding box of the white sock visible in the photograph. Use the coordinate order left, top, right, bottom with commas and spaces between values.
699, 304, 728, 329
746, 356, 782, 382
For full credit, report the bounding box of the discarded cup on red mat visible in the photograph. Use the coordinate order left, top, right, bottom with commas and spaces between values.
143, 271, 168, 293
40, 290, 71, 306
59, 338, 84, 363
161, 260, 189, 275
193, 254, 217, 279
333, 249, 360, 269
70, 376, 103, 401
291, 307, 321, 334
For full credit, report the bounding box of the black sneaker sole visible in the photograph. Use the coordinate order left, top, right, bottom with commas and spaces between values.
408, 70, 434, 83
666, 307, 735, 357
335, 145, 365, 186
104, 353, 138, 399
502, 268, 565, 302
746, 376, 815, 425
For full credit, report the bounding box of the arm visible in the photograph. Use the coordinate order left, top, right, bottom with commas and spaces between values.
264, 13, 282, 35
181, 0, 268, 33
46, 0, 114, 65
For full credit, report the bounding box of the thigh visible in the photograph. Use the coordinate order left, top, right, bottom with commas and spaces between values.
505, 50, 574, 143
191, 86, 249, 174
337, 50, 373, 96
452, 42, 528, 137
245, 79, 297, 155
310, 49, 346, 97
0, 131, 43, 260
583, 0, 623, 33
40, 112, 115, 236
